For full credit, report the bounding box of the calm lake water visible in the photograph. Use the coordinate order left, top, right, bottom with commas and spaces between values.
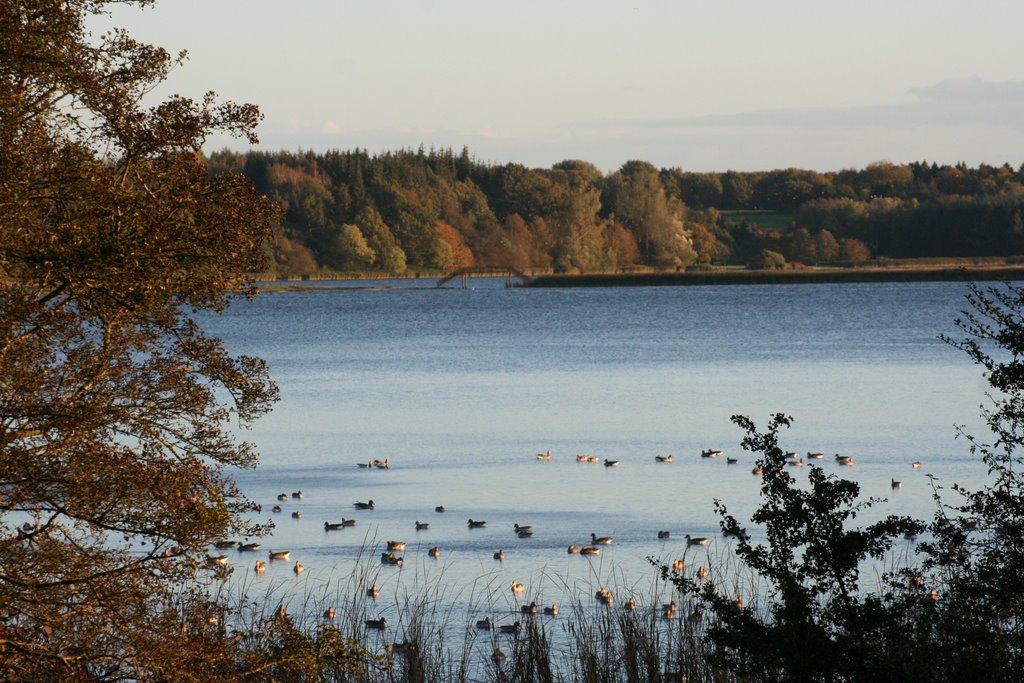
203, 278, 998, 628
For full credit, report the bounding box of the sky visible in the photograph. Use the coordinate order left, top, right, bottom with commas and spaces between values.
99, 0, 1024, 173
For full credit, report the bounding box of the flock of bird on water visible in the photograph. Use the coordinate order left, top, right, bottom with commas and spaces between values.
204, 450, 924, 648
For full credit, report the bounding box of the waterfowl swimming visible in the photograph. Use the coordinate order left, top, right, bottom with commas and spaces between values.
536, 450, 552, 460
521, 601, 538, 615
672, 559, 685, 573
380, 552, 403, 566
365, 617, 386, 630
353, 500, 374, 510
517, 528, 534, 538
238, 542, 261, 552
912, 460, 923, 469
604, 459, 620, 467
324, 521, 345, 530
494, 549, 505, 561
323, 607, 335, 620
267, 550, 291, 561
476, 617, 493, 630
576, 454, 588, 462
213, 540, 237, 549
595, 587, 614, 605
357, 461, 371, 468
387, 540, 406, 551
696, 566, 709, 580
291, 510, 302, 519
834, 454, 855, 466
341, 518, 356, 527
415, 521, 429, 530
701, 449, 724, 458
658, 530, 670, 539
428, 546, 440, 558
272, 505, 282, 513
511, 580, 525, 594
891, 478, 903, 489
498, 622, 522, 634
626, 596, 637, 612
291, 490, 303, 499
663, 600, 677, 619
435, 505, 445, 512
367, 584, 380, 599
205, 554, 229, 567
513, 524, 532, 533
468, 519, 486, 528
686, 534, 709, 547
580, 546, 601, 555
373, 458, 390, 469
543, 604, 559, 616
751, 467, 763, 476
254, 560, 266, 573
787, 458, 804, 467
567, 544, 580, 554
491, 647, 507, 664
655, 454, 673, 462
277, 493, 288, 501
807, 452, 825, 459
293, 561, 304, 575
586, 455, 599, 462
727, 457, 739, 464
591, 533, 613, 545
275, 605, 287, 620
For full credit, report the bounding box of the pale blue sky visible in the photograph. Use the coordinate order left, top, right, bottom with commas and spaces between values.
101, 0, 1024, 172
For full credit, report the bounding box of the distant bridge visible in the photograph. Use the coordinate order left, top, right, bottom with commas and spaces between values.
437, 266, 531, 288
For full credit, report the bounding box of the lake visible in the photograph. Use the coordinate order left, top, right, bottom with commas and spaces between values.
202, 278, 996, 625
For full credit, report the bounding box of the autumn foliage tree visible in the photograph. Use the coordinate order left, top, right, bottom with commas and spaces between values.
0, 1, 292, 678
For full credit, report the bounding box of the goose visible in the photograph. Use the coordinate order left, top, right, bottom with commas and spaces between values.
686, 534, 709, 547
604, 459, 620, 467
415, 521, 429, 530
751, 467, 763, 476
520, 601, 538, 615
468, 519, 486, 528
696, 566, 709, 580
837, 456, 855, 466
272, 505, 282, 513
655, 454, 673, 462
672, 559, 685, 573
595, 587, 614, 605
511, 580, 525, 594
912, 460, 923, 469
435, 505, 445, 512
891, 478, 903, 489
380, 552, 403, 566
626, 596, 637, 612
586, 455, 599, 463
543, 604, 559, 616
498, 622, 521, 634
494, 549, 505, 561
580, 546, 601, 556
254, 560, 266, 573
576, 454, 588, 462
367, 584, 380, 599
491, 648, 507, 665
357, 461, 372, 468
662, 600, 677, 619
213, 540, 237, 549
267, 550, 290, 561
701, 449, 724, 458
386, 540, 406, 551
277, 493, 288, 501
513, 524, 532, 533
657, 530, 670, 539
428, 546, 440, 558
324, 521, 345, 531
205, 554, 229, 567
787, 458, 804, 468
727, 457, 739, 465
591, 533, 613, 545
365, 617, 386, 630
291, 510, 302, 519
291, 490, 303, 499
237, 542, 261, 552
567, 544, 580, 554
476, 617, 493, 630
354, 500, 374, 510
517, 528, 534, 538
807, 452, 825, 459
373, 458, 390, 469
536, 450, 552, 460
323, 607, 335, 620
293, 561, 304, 575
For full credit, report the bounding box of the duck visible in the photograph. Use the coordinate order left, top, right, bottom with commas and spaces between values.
655, 454, 673, 462
435, 505, 445, 513
324, 521, 345, 530
415, 521, 429, 530
662, 600, 677, 619
373, 458, 390, 469
367, 584, 380, 599
701, 449, 724, 458
341, 518, 356, 527
353, 500, 375, 510
272, 505, 282, 513
254, 560, 266, 573
291, 510, 302, 519
580, 546, 601, 556
567, 544, 580, 554
468, 519, 486, 528
291, 490, 303, 500
213, 539, 237, 549
386, 540, 406, 551
751, 467, 764, 476
912, 460, 923, 469
491, 647, 507, 665
536, 450, 552, 460
520, 601, 538, 615
807, 452, 825, 459
277, 493, 288, 501
428, 546, 440, 558
891, 478, 903, 489
672, 559, 685, 573
513, 524, 532, 533
696, 566, 709, 580
586, 455, 600, 463
727, 457, 739, 464
835, 454, 855, 466
591, 533, 613, 545
517, 528, 534, 538
595, 587, 614, 605
686, 534, 709, 547
658, 530, 670, 539
543, 604, 559, 616
293, 561, 304, 575
494, 549, 505, 561
498, 622, 522, 634
205, 554, 229, 567
604, 459, 620, 467
576, 454, 588, 462
267, 550, 290, 561
476, 617, 493, 630
323, 607, 336, 620
237, 542, 261, 552
365, 617, 386, 630
511, 580, 525, 595
380, 552, 403, 566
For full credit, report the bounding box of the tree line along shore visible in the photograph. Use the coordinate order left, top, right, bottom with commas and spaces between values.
207, 148, 1024, 280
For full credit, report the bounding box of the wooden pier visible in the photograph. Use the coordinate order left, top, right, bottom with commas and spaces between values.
437, 267, 530, 288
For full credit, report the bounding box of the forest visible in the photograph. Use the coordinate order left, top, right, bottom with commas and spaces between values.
206, 148, 1024, 278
